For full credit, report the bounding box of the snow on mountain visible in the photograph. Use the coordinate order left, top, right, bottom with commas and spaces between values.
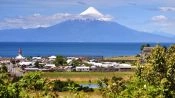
80, 7, 103, 17
80, 7, 112, 21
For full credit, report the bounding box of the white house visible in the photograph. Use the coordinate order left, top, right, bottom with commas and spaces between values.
48, 56, 56, 60
101, 62, 119, 68
76, 66, 90, 72
16, 54, 25, 60
45, 64, 56, 68
117, 64, 133, 71
32, 57, 42, 60
24, 68, 39, 71
19, 62, 33, 66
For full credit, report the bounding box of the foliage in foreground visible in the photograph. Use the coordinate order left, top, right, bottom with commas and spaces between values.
98, 45, 175, 98
0, 69, 93, 98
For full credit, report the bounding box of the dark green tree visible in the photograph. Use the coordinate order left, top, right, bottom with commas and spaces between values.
140, 43, 151, 50
34, 61, 40, 68
54, 56, 67, 66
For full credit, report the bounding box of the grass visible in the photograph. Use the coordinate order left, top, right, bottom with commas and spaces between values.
105, 56, 140, 60
30, 90, 102, 98
58, 91, 102, 98
42, 72, 134, 83
104, 56, 140, 62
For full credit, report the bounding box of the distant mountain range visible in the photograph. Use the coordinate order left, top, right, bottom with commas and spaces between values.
0, 7, 174, 42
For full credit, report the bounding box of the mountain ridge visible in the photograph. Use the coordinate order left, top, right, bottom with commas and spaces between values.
0, 19, 173, 42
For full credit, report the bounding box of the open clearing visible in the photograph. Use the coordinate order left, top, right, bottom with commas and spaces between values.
42, 72, 134, 83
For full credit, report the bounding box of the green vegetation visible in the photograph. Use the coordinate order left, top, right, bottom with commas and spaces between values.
97, 44, 175, 98
54, 56, 67, 66
104, 56, 140, 63
42, 72, 133, 83
71, 59, 91, 66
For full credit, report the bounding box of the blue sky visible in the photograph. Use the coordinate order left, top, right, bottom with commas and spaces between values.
1, 0, 175, 36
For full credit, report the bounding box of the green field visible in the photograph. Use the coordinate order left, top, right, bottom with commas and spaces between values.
103, 56, 140, 63
42, 72, 134, 83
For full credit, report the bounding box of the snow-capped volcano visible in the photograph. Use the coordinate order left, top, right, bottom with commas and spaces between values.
80, 7, 112, 21
80, 7, 103, 17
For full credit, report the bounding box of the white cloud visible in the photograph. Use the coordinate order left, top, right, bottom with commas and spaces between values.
0, 12, 112, 30
151, 15, 167, 23
159, 7, 175, 12
0, 13, 72, 29
149, 15, 175, 35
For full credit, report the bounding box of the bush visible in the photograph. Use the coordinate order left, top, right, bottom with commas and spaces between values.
51, 79, 93, 92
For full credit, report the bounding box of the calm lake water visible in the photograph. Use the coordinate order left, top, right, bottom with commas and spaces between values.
0, 42, 174, 57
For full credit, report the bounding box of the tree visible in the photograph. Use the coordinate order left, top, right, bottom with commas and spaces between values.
54, 56, 67, 66
0, 63, 7, 73
127, 45, 175, 97
140, 43, 150, 50
34, 61, 40, 68
102, 45, 175, 98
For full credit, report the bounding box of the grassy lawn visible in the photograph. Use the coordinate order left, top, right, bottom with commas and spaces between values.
103, 56, 140, 63
42, 72, 134, 83
104, 56, 140, 60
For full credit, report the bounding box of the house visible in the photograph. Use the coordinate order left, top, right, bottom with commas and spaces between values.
118, 64, 133, 71
141, 47, 154, 62
19, 62, 33, 66
48, 56, 56, 61
44, 64, 56, 68
76, 66, 90, 72
24, 68, 39, 71
32, 57, 42, 60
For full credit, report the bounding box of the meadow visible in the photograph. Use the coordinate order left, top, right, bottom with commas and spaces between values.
42, 72, 134, 83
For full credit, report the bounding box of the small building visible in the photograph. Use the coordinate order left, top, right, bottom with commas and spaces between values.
19, 62, 33, 66
141, 47, 154, 62
45, 64, 56, 68
48, 56, 56, 61
32, 57, 42, 60
118, 64, 132, 71
15, 48, 25, 60
24, 68, 39, 71
76, 66, 90, 72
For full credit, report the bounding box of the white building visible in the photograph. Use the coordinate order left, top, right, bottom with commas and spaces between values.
19, 62, 33, 66
32, 57, 42, 60
24, 68, 39, 71
45, 64, 56, 68
76, 66, 90, 72
15, 48, 25, 60
48, 56, 56, 60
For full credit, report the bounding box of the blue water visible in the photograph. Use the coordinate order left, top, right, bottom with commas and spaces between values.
0, 42, 174, 57
80, 84, 99, 88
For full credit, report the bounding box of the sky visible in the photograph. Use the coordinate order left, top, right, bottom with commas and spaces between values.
0, 0, 175, 37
